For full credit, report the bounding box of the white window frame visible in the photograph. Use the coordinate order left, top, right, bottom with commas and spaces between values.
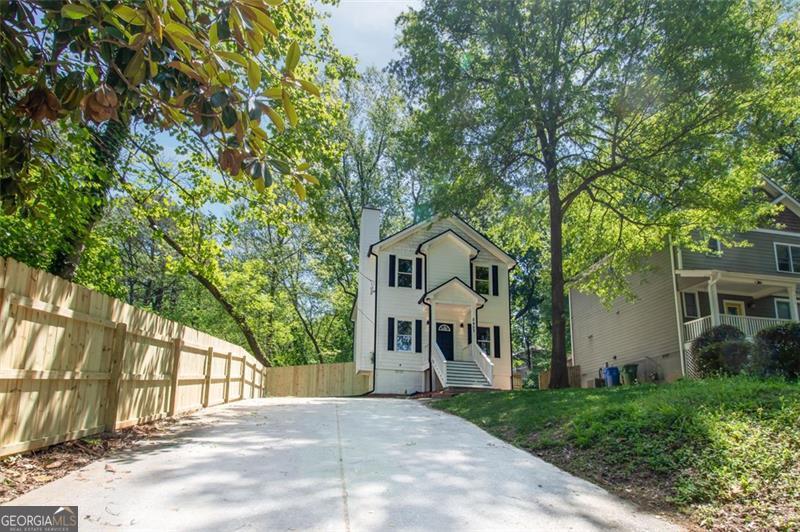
708, 238, 722, 253
682, 292, 700, 319
394, 317, 415, 353
722, 299, 746, 317
395, 257, 415, 288
775, 298, 793, 320
473, 264, 491, 295
476, 324, 492, 356
774, 242, 800, 274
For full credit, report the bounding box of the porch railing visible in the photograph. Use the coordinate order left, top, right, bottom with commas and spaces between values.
432, 342, 447, 388
470, 343, 494, 385
683, 315, 792, 343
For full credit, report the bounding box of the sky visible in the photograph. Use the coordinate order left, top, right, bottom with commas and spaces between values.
322, 0, 420, 70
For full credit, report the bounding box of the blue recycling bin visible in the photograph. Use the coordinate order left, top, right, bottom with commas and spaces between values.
604, 366, 621, 387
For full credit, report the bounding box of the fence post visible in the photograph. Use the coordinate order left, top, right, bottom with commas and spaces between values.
202, 347, 213, 408
168, 338, 183, 416
262, 368, 268, 397
239, 358, 246, 400
104, 322, 127, 432
223, 352, 232, 403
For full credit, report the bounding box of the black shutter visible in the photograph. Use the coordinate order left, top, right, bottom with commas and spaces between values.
491, 265, 499, 296
493, 325, 501, 358
467, 324, 472, 344
415, 320, 422, 352
387, 318, 395, 350
415, 257, 423, 289
388, 255, 396, 287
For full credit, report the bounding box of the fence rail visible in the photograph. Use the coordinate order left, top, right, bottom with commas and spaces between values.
0, 258, 268, 458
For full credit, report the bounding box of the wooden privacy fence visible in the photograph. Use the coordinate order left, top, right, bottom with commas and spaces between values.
538, 366, 582, 390
264, 362, 370, 397
0, 258, 268, 458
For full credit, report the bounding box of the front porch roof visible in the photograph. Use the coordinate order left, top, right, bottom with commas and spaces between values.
419, 277, 487, 307
675, 269, 798, 298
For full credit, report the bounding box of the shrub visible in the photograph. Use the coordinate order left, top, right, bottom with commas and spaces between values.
696, 340, 754, 376
692, 325, 745, 376
755, 323, 800, 379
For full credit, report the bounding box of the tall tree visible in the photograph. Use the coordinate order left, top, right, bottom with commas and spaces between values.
394, 0, 793, 387
2, 0, 333, 279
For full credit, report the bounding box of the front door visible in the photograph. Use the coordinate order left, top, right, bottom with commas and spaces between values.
436, 322, 454, 361
723, 300, 746, 316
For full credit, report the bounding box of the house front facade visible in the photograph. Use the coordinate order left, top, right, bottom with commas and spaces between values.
352, 209, 516, 394
570, 178, 800, 387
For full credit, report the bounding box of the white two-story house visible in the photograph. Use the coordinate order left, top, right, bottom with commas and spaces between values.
352, 208, 517, 394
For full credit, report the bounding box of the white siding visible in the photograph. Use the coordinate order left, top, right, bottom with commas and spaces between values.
372, 217, 514, 392
570, 251, 682, 387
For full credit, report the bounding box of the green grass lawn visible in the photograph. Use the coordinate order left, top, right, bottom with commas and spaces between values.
432, 377, 800, 530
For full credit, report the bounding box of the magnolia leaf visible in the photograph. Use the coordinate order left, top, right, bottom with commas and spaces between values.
168, 0, 187, 22
165, 22, 205, 50
61, 4, 92, 19
216, 51, 247, 67
282, 91, 298, 127
247, 59, 261, 91
112, 5, 145, 25
293, 179, 306, 201
254, 176, 266, 193
251, 124, 269, 140
221, 105, 238, 128
298, 79, 320, 97
301, 173, 319, 185
285, 42, 300, 74
262, 104, 285, 132
209, 22, 219, 45
297, 162, 311, 171
167, 61, 205, 83
263, 86, 282, 99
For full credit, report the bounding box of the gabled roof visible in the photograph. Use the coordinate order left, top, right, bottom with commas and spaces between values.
416, 229, 479, 257
369, 214, 517, 268
419, 277, 487, 306
763, 177, 800, 218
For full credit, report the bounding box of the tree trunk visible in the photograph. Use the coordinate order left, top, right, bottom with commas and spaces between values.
49, 120, 129, 279
145, 216, 271, 367
548, 180, 570, 388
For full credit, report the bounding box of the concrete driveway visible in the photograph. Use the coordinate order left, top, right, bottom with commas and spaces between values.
7, 398, 678, 531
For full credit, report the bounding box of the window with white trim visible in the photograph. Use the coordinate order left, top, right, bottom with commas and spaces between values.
775, 298, 794, 320
397, 258, 413, 287
474, 266, 490, 295
775, 243, 800, 273
476, 326, 491, 355
708, 239, 722, 253
396, 320, 413, 352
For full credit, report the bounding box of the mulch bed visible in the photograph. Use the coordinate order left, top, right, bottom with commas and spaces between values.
0, 420, 175, 504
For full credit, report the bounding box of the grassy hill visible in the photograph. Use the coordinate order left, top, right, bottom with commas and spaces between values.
432, 377, 800, 530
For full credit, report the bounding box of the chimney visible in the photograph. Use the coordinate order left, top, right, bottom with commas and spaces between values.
354, 207, 381, 373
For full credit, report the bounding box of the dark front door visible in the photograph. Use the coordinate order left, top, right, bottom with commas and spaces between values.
436, 322, 454, 361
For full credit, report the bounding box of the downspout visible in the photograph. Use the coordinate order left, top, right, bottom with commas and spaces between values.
507, 267, 515, 390
668, 236, 687, 378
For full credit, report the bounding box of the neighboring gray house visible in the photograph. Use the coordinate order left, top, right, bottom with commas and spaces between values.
570, 178, 800, 387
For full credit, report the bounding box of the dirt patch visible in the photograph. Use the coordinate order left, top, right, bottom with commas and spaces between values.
0, 420, 176, 503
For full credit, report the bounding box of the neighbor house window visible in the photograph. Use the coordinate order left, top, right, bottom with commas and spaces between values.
474, 266, 490, 295
476, 326, 491, 355
396, 320, 413, 351
775, 298, 794, 320
775, 243, 800, 273
683, 292, 699, 319
708, 239, 722, 253
397, 258, 413, 287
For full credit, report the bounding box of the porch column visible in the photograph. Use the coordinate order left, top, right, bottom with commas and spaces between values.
708, 275, 721, 326
469, 305, 476, 345
789, 285, 799, 322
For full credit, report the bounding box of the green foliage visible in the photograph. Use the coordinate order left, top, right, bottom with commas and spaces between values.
755, 323, 800, 379
696, 340, 754, 376
434, 377, 800, 529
